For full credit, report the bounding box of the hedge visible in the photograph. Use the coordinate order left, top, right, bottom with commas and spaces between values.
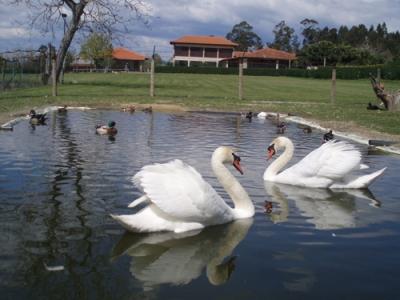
155, 65, 400, 80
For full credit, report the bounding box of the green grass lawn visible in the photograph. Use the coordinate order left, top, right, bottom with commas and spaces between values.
1, 72, 399, 134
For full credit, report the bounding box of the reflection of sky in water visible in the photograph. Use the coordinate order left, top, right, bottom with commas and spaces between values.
0, 110, 399, 299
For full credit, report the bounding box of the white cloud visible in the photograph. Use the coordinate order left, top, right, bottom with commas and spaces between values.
0, 27, 29, 39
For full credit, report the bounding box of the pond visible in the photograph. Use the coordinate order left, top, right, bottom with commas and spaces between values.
0, 109, 399, 300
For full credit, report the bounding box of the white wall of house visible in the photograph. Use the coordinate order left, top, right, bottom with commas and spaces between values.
172, 44, 234, 67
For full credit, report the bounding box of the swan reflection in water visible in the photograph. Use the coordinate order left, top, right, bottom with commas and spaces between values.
111, 218, 253, 290
264, 182, 381, 230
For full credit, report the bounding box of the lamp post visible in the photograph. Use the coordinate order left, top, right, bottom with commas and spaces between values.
60, 13, 67, 84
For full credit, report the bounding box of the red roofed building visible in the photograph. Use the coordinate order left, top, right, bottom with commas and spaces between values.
170, 35, 238, 67
221, 47, 297, 69
112, 47, 147, 71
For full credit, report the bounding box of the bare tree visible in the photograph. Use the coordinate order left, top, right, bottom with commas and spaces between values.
370, 74, 400, 111
9, 0, 150, 82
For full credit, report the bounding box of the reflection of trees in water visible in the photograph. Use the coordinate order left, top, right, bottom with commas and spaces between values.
15, 112, 110, 297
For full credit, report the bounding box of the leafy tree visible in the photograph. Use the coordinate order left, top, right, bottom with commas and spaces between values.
80, 33, 113, 68
153, 53, 163, 65
268, 20, 299, 52
300, 18, 319, 46
226, 21, 263, 51
299, 41, 337, 66
8, 0, 150, 82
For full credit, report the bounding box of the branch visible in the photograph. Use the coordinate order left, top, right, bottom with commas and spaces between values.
64, 0, 76, 10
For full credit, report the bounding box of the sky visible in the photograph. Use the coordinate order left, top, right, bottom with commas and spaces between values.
0, 0, 400, 60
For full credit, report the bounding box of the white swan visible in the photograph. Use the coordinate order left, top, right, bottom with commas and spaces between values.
111, 146, 254, 233
264, 136, 386, 188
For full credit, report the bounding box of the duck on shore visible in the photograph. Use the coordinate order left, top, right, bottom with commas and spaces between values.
323, 130, 334, 142
29, 110, 47, 125
121, 105, 136, 113
58, 105, 68, 113
142, 106, 153, 113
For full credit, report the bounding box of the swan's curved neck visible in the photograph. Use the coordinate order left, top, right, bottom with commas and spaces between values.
211, 156, 254, 218
264, 138, 294, 178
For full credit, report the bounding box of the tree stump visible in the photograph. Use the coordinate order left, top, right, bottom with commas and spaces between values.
370, 75, 400, 111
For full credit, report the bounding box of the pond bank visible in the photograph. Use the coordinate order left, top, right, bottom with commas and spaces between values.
2, 103, 400, 155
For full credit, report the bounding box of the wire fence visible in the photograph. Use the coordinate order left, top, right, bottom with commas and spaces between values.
0, 48, 51, 90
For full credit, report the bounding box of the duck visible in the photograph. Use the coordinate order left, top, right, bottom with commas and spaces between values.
302, 126, 312, 133
367, 102, 381, 110
111, 146, 254, 233
142, 106, 153, 113
323, 130, 334, 142
264, 201, 273, 214
274, 113, 285, 133
58, 105, 68, 113
276, 122, 286, 134
29, 109, 47, 125
96, 121, 118, 135
122, 105, 136, 113
264, 136, 386, 189
245, 111, 253, 121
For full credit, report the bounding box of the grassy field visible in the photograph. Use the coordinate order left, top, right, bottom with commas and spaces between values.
1, 72, 399, 135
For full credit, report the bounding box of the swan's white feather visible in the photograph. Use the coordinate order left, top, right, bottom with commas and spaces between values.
283, 141, 361, 180
265, 137, 386, 188
133, 159, 233, 224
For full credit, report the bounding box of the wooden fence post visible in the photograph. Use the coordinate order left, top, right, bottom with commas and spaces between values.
330, 68, 336, 104
238, 58, 243, 100
52, 53, 57, 96
150, 58, 155, 97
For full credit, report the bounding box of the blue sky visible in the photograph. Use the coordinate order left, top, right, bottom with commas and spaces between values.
0, 0, 399, 60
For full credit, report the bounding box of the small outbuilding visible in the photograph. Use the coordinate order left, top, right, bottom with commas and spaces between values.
221, 47, 297, 69
71, 58, 95, 72
112, 47, 147, 72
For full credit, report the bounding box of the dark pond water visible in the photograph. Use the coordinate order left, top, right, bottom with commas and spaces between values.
1, 110, 399, 300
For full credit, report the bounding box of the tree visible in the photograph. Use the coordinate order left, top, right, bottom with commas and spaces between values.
8, 0, 150, 83
300, 18, 319, 46
80, 33, 113, 68
268, 20, 299, 52
226, 21, 263, 51
299, 41, 337, 66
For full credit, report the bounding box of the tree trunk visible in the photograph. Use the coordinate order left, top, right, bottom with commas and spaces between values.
370, 75, 400, 111
55, 2, 85, 83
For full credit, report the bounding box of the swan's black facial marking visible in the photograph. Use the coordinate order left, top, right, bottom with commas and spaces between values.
267, 144, 276, 160
232, 153, 241, 162
232, 153, 243, 175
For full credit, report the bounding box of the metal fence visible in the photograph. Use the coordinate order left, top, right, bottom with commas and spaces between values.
0, 48, 49, 90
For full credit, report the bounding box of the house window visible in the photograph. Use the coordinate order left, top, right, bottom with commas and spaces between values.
190, 47, 203, 57
204, 48, 217, 58
219, 49, 233, 58
174, 46, 188, 56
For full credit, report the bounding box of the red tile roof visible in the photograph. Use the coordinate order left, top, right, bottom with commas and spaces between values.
170, 35, 238, 47
112, 47, 146, 61
233, 48, 296, 60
